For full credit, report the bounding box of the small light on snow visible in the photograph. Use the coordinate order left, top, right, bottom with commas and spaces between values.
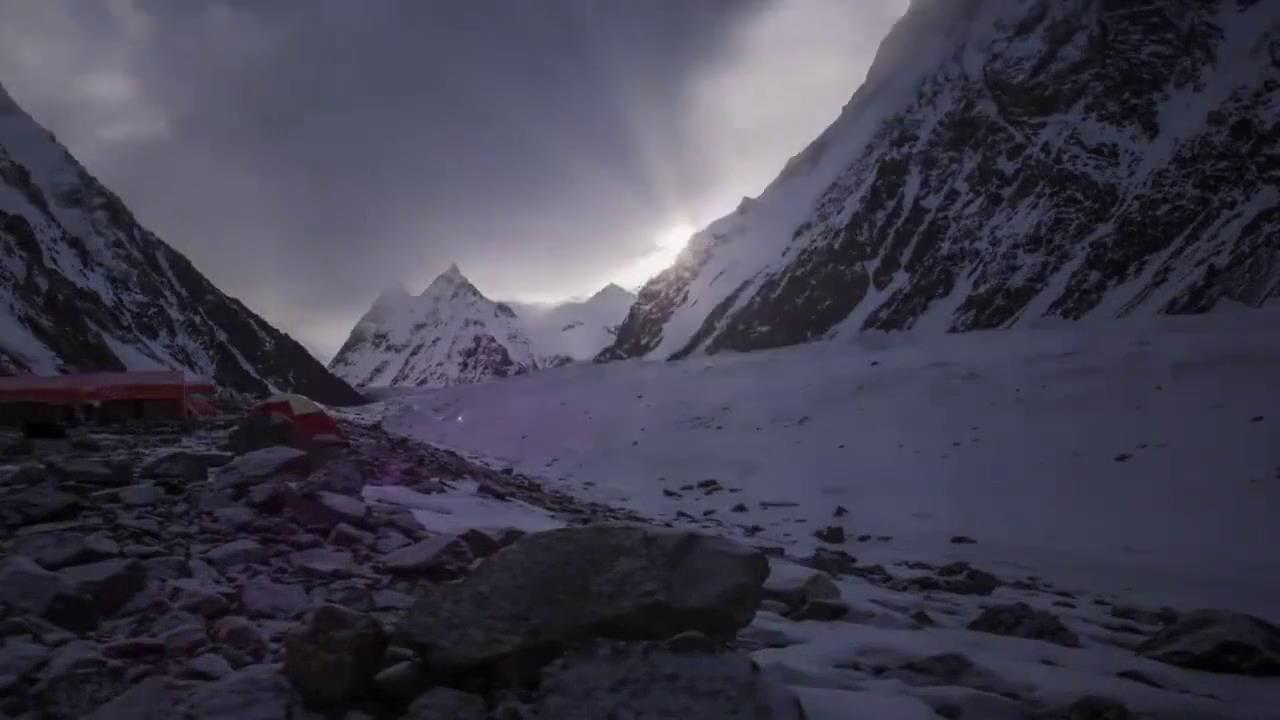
456, 415, 465, 424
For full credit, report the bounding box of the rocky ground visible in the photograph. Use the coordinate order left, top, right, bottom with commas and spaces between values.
1, 415, 1277, 719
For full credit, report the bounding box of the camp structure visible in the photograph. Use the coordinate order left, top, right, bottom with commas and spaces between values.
250, 393, 344, 446
0, 371, 217, 425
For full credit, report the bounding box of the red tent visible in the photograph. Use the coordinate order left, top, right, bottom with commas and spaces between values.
252, 393, 343, 443
0, 371, 217, 419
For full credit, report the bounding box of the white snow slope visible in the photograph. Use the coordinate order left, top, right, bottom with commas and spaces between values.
505, 283, 635, 364
384, 308, 1279, 617
371, 307, 1280, 718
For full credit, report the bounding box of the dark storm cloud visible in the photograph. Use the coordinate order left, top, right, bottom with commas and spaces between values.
0, 0, 906, 359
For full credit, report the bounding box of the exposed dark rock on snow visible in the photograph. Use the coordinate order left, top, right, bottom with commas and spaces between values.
396, 524, 769, 675
0, 83, 362, 403
968, 602, 1082, 648
1137, 609, 1280, 676
404, 686, 487, 720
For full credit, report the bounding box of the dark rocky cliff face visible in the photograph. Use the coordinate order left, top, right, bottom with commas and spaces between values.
603, 0, 1280, 362
0, 83, 363, 405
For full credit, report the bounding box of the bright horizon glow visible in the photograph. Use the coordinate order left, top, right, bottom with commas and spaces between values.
610, 221, 697, 290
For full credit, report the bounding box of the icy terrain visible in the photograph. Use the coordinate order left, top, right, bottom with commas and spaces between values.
373, 308, 1280, 717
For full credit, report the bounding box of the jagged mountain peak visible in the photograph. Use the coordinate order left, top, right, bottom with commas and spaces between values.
601, 0, 1280, 363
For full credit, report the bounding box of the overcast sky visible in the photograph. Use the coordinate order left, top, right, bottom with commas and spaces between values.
0, 0, 907, 360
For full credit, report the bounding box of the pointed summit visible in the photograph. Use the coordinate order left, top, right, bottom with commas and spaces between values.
423, 263, 473, 297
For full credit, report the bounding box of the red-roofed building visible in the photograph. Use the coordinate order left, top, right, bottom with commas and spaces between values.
0, 371, 217, 424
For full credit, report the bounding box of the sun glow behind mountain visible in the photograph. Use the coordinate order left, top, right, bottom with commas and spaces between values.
612, 222, 696, 289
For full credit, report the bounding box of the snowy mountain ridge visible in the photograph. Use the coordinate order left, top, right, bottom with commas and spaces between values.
0, 80, 363, 404
330, 265, 634, 387
601, 0, 1280, 362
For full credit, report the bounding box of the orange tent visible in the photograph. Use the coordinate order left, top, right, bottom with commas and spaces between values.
0, 371, 217, 418
251, 393, 343, 443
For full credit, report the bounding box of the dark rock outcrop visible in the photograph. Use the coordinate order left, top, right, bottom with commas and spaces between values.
1137, 609, 1280, 676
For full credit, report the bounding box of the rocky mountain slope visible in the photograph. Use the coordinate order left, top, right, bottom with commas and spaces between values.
331, 267, 632, 387
328, 265, 539, 388
504, 283, 634, 366
601, 0, 1280, 362
0, 82, 362, 405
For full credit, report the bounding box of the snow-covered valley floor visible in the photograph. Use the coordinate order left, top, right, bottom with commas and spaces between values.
364, 307, 1280, 718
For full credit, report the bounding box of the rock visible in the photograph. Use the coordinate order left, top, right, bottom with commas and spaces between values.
372, 660, 423, 701
284, 604, 387, 707
380, 535, 473, 579
458, 528, 502, 559
328, 522, 374, 547
104, 637, 166, 660
213, 446, 311, 494
1057, 696, 1132, 720
212, 616, 269, 667
184, 652, 234, 680
374, 530, 412, 554
372, 589, 416, 611
1136, 609, 1280, 676
405, 686, 487, 720
967, 603, 1081, 647
899, 563, 999, 596
0, 639, 48, 694
833, 505, 849, 517
143, 556, 192, 581
11, 530, 119, 570
241, 576, 311, 619
57, 559, 147, 616
205, 539, 270, 570
763, 568, 840, 611
211, 506, 258, 530
82, 675, 182, 720
116, 483, 163, 506
289, 547, 356, 578
1110, 604, 1177, 626
4, 484, 82, 525
791, 599, 849, 621
528, 640, 803, 719
0, 556, 98, 633
813, 525, 846, 544
798, 548, 859, 576
164, 622, 211, 657
396, 525, 768, 674
244, 481, 286, 512
316, 491, 368, 523
140, 450, 232, 480
950, 535, 977, 544
183, 664, 304, 720
45, 457, 130, 487
169, 578, 232, 619
227, 413, 297, 455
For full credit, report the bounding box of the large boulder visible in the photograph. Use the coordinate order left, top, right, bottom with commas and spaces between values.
396, 525, 769, 674
526, 640, 803, 719
283, 604, 387, 707
1137, 609, 1280, 676
0, 556, 98, 633
11, 531, 119, 570
226, 414, 297, 455
967, 602, 1081, 648
58, 558, 148, 616
212, 616, 270, 667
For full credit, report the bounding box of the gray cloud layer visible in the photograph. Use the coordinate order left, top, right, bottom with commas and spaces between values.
0, 0, 907, 359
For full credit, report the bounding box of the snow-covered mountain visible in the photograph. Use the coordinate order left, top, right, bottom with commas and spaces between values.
0, 81, 363, 404
328, 265, 539, 388
601, 0, 1280, 362
505, 283, 635, 366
